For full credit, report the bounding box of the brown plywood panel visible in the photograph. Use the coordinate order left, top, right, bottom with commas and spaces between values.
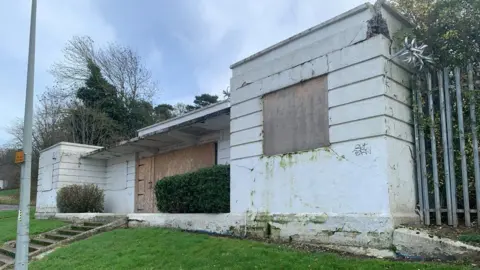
263, 75, 329, 156
135, 157, 154, 213
152, 143, 215, 212
153, 143, 215, 181
137, 194, 145, 211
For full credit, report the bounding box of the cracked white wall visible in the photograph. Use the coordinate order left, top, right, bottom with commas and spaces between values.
229, 5, 417, 247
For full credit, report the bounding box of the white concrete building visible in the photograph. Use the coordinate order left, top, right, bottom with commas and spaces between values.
36, 2, 417, 249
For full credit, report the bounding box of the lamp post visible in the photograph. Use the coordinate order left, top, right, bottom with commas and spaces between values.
15, 0, 37, 269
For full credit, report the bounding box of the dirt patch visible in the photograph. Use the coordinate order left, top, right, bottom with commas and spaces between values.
403, 223, 480, 247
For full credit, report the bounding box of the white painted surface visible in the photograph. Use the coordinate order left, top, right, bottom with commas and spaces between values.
0, 180, 4, 189
230, 3, 374, 75
36, 143, 137, 214
36, 143, 105, 214
229, 4, 418, 247
217, 128, 230, 165
104, 153, 136, 213
127, 213, 245, 233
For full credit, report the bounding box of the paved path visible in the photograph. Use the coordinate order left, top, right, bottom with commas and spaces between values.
0, 205, 18, 211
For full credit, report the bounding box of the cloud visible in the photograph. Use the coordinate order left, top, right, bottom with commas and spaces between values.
0, 0, 116, 145
179, 0, 374, 98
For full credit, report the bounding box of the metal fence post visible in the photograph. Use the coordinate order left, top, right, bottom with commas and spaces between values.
444, 68, 458, 227
413, 75, 424, 223
416, 76, 430, 225
438, 70, 453, 225
427, 72, 441, 224
454, 67, 471, 226
467, 64, 480, 226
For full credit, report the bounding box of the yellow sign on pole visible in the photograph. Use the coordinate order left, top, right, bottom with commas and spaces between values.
15, 151, 25, 164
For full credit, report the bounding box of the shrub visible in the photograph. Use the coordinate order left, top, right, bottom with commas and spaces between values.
155, 165, 230, 213
56, 184, 105, 213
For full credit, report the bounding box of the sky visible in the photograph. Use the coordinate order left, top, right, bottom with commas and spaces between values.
0, 0, 373, 145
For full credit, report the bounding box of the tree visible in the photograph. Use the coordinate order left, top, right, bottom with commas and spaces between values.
52, 36, 158, 101
183, 94, 220, 112
154, 104, 175, 121
390, 0, 480, 66
76, 60, 128, 125
173, 103, 190, 116
192, 94, 219, 108
63, 102, 121, 146
0, 148, 21, 189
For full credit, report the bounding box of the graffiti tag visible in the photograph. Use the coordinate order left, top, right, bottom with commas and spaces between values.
352, 143, 371, 156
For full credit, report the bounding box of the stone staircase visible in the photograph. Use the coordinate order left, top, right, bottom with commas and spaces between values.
0, 221, 110, 268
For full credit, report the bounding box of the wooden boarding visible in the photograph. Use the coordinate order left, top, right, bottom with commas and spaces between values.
135, 143, 215, 212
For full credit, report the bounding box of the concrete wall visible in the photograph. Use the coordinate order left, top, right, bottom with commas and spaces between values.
217, 128, 230, 165
105, 153, 136, 213
36, 143, 136, 215
229, 6, 415, 248
36, 143, 105, 215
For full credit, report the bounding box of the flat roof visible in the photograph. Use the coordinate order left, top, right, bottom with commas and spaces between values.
137, 99, 230, 136
83, 102, 231, 159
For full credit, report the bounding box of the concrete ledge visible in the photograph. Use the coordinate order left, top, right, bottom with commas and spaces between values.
393, 228, 480, 261
47, 213, 127, 224
126, 212, 395, 249
127, 213, 245, 236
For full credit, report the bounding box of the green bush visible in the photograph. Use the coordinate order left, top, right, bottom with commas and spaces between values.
155, 165, 230, 213
56, 184, 105, 213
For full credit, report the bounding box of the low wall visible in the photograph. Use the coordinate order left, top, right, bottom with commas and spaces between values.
127, 212, 395, 249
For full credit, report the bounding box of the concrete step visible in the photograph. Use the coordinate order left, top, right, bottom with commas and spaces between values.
0, 246, 15, 258
0, 253, 13, 266
30, 238, 56, 246
29, 243, 47, 251
44, 233, 70, 241
70, 225, 97, 231
83, 222, 105, 227
57, 229, 82, 236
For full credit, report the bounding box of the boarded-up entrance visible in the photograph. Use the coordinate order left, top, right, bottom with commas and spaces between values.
135, 143, 215, 212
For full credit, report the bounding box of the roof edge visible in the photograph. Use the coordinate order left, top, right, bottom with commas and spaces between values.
137, 99, 230, 133
230, 3, 371, 69
40, 142, 103, 154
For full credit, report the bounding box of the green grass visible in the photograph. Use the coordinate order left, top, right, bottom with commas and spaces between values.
30, 228, 468, 270
0, 189, 19, 196
459, 234, 480, 244
0, 189, 19, 204
0, 209, 65, 243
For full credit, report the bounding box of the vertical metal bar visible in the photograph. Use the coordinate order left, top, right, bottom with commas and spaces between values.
454, 67, 471, 226
416, 77, 431, 225
438, 70, 453, 225
427, 72, 442, 225
413, 75, 424, 223
467, 64, 480, 226
15, 0, 37, 269
444, 67, 458, 227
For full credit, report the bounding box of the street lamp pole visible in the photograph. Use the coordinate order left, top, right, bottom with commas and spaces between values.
15, 0, 37, 269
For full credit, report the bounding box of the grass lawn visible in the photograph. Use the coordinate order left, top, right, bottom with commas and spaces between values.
0, 209, 65, 243
30, 228, 469, 270
0, 189, 19, 205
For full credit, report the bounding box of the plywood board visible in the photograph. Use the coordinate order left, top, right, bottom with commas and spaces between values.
135, 143, 215, 213
263, 75, 329, 155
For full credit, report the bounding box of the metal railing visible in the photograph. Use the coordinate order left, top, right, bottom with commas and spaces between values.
414, 65, 480, 227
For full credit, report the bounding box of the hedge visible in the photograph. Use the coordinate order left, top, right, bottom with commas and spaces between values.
155, 164, 230, 213
57, 184, 105, 213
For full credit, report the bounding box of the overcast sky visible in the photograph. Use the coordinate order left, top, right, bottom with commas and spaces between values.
0, 0, 373, 145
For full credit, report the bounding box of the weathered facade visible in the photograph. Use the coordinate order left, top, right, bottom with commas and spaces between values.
36, 2, 418, 250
